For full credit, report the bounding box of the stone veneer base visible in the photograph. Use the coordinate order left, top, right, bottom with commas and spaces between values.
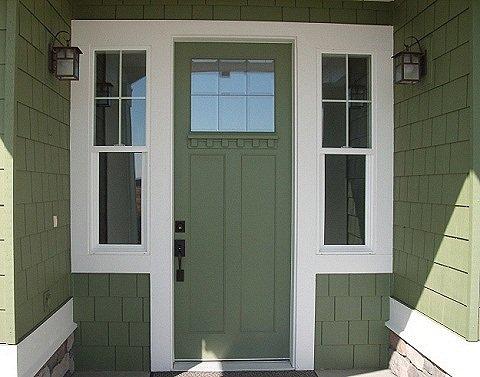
34, 333, 74, 377
389, 331, 450, 377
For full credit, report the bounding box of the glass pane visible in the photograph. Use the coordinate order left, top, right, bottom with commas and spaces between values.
325, 155, 365, 245
322, 102, 346, 147
96, 51, 120, 97
191, 59, 218, 95
322, 54, 346, 100
247, 60, 274, 95
219, 60, 246, 95
349, 102, 370, 148
121, 99, 146, 146
99, 153, 142, 245
95, 99, 119, 146
219, 96, 246, 131
404, 63, 420, 80
122, 51, 146, 97
56, 59, 74, 77
191, 96, 218, 131
348, 55, 370, 101
247, 96, 274, 132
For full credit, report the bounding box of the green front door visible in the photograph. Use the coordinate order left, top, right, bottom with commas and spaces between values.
174, 42, 292, 360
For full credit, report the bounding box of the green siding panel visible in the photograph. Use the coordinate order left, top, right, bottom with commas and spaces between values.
314, 274, 390, 370
73, 273, 150, 372
392, 0, 475, 339
72, 0, 393, 25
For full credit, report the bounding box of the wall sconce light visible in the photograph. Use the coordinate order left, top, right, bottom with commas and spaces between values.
392, 36, 426, 85
49, 31, 83, 81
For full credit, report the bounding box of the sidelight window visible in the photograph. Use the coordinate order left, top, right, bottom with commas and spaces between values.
92, 50, 148, 252
320, 54, 372, 252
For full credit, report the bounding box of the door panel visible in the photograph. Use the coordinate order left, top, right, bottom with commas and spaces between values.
174, 42, 292, 360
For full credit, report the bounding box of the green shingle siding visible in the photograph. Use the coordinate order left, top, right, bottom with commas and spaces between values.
0, 0, 72, 344
73, 273, 150, 372
314, 274, 390, 370
72, 0, 394, 25
392, 0, 475, 338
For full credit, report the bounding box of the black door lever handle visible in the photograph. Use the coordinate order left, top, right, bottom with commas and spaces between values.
174, 240, 186, 282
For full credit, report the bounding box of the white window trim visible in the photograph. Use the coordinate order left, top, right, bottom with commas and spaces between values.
89, 47, 151, 255
317, 51, 379, 255
71, 20, 393, 372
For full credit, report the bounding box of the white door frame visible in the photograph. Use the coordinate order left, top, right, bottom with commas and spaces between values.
70, 20, 393, 372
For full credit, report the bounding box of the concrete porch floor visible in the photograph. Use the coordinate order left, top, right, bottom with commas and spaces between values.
73, 370, 394, 377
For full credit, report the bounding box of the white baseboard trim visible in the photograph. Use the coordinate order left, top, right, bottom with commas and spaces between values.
173, 360, 294, 372
386, 298, 480, 377
0, 299, 77, 377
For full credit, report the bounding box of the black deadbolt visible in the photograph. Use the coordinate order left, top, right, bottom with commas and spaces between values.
175, 220, 185, 233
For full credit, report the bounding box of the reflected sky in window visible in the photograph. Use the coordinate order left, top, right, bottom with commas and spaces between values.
191, 59, 275, 132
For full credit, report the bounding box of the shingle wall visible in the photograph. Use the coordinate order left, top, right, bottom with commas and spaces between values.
72, 0, 393, 24
392, 0, 474, 338
314, 273, 390, 370
0, 0, 15, 344
72, 273, 150, 371
0, 0, 73, 344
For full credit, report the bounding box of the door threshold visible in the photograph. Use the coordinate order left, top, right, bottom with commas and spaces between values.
173, 360, 294, 372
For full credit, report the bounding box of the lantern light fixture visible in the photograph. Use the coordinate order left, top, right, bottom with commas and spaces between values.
49, 30, 83, 81
392, 36, 426, 85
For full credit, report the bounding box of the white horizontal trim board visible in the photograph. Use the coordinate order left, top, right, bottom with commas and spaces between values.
386, 298, 480, 377
71, 20, 393, 371
0, 299, 76, 377
174, 360, 293, 372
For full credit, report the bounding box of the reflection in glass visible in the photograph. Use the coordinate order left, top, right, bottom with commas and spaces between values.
349, 102, 370, 148
122, 51, 146, 97
121, 100, 146, 146
99, 153, 142, 245
219, 97, 246, 131
95, 99, 119, 146
191, 96, 218, 131
191, 59, 218, 95
348, 56, 370, 100
323, 102, 346, 147
247, 96, 274, 132
322, 55, 346, 100
325, 155, 365, 245
219, 60, 246, 95
96, 51, 120, 97
190, 58, 275, 132
247, 60, 274, 95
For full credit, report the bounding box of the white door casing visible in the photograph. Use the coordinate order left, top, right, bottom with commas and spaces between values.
70, 20, 393, 371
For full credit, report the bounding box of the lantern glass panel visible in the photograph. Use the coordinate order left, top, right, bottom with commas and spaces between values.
403, 53, 411, 63
57, 59, 74, 77
411, 54, 420, 64
404, 63, 420, 81
395, 64, 404, 82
